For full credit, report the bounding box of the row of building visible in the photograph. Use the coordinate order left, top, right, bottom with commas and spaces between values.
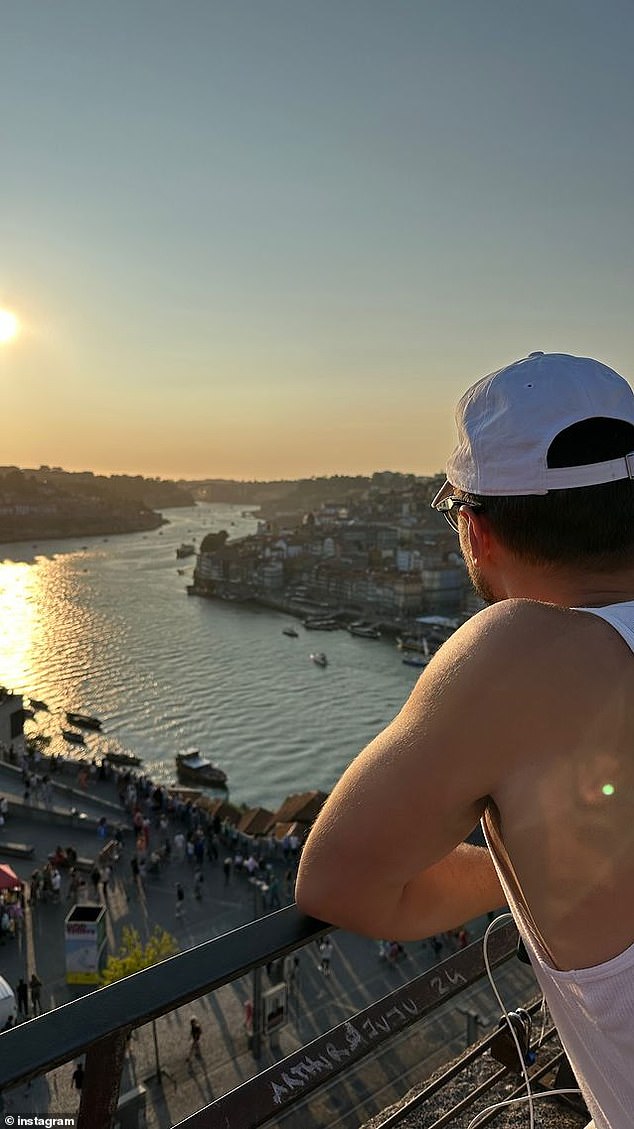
191, 476, 480, 620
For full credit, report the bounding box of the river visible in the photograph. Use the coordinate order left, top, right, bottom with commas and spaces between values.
0, 504, 421, 810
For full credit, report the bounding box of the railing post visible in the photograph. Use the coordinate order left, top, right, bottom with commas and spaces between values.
78, 1028, 129, 1129
251, 964, 263, 1059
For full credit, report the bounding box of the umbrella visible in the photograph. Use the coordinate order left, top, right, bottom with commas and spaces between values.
0, 863, 22, 890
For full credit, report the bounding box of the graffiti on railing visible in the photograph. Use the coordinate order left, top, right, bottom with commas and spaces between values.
430, 968, 467, 997
270, 1001, 418, 1105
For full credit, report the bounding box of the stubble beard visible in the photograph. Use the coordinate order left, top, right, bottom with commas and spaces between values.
460, 535, 499, 605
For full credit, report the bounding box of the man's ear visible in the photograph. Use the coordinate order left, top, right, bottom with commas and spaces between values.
462, 507, 494, 564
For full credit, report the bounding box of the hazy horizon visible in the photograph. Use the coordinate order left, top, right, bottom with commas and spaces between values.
2, 1, 634, 480
5, 462, 443, 485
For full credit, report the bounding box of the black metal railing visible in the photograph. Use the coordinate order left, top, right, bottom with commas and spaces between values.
0, 907, 521, 1129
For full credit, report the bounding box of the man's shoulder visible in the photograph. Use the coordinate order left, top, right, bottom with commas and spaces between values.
446, 598, 597, 662
419, 598, 612, 734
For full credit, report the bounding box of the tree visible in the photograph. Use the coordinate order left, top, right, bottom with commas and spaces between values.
200, 530, 229, 554
102, 925, 178, 983
102, 926, 179, 1084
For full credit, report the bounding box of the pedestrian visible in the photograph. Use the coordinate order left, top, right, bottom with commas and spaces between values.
71, 1061, 84, 1091
296, 352, 634, 1128
186, 1016, 202, 1064
90, 865, 100, 898
29, 972, 42, 1016
50, 868, 62, 903
100, 866, 110, 901
175, 882, 185, 918
15, 977, 28, 1019
67, 868, 81, 903
223, 856, 232, 885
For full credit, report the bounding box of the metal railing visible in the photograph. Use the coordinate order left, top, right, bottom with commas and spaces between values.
0, 908, 522, 1129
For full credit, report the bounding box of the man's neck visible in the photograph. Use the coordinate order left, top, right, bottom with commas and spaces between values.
497, 564, 634, 608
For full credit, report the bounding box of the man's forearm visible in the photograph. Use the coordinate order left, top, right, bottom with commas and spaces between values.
296, 842, 506, 940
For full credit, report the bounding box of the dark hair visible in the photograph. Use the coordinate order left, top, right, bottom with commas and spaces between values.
460, 418, 634, 569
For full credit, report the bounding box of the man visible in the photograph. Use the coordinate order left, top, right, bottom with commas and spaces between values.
29, 972, 42, 1016
296, 352, 634, 1129
186, 1015, 203, 1064
15, 977, 28, 1020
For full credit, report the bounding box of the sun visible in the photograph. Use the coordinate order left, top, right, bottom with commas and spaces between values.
0, 309, 19, 344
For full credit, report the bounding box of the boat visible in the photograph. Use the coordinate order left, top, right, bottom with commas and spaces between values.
310, 652, 328, 667
176, 543, 196, 559
303, 618, 340, 631
282, 627, 299, 637
66, 712, 103, 731
175, 749, 228, 788
103, 750, 142, 767
402, 655, 430, 669
29, 698, 49, 712
62, 729, 86, 745
397, 636, 431, 657
349, 624, 381, 639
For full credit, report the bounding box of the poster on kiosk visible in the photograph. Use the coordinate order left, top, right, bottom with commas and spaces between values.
64, 904, 108, 984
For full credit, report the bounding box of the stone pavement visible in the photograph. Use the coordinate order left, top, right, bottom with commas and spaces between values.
0, 766, 540, 1129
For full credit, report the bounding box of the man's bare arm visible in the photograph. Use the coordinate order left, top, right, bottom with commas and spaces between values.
296, 602, 540, 938
297, 839, 505, 939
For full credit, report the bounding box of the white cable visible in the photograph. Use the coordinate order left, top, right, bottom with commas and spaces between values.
474, 913, 535, 1129
466, 1088, 583, 1128
466, 913, 581, 1129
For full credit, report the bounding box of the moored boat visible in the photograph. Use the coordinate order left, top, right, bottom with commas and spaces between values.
310, 652, 328, 667
176, 543, 196, 559
175, 749, 227, 788
402, 655, 430, 669
62, 729, 86, 745
66, 711, 103, 731
104, 751, 142, 767
349, 624, 381, 639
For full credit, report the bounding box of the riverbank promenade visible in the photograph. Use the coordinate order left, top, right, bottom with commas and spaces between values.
0, 761, 539, 1129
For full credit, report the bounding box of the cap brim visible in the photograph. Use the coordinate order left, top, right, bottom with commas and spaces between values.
431, 480, 454, 508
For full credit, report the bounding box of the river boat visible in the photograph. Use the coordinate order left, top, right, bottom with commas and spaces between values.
62, 729, 86, 745
402, 655, 430, 669
303, 618, 340, 631
66, 711, 103, 731
282, 627, 299, 637
104, 750, 142, 767
29, 698, 49, 712
176, 543, 196, 559
349, 624, 381, 639
310, 652, 328, 667
396, 636, 431, 656
175, 749, 227, 788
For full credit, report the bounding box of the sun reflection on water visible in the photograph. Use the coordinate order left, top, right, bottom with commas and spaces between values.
0, 560, 39, 691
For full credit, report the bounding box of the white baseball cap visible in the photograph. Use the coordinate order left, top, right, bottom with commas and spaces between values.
433, 352, 634, 506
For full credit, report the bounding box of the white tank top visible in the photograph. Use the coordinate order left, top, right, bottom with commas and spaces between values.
482, 600, 634, 1129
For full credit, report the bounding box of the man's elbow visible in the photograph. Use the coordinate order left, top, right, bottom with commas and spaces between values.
294, 864, 339, 924
295, 857, 384, 937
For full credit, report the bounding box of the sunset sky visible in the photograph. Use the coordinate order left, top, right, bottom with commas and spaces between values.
2, 1, 634, 481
